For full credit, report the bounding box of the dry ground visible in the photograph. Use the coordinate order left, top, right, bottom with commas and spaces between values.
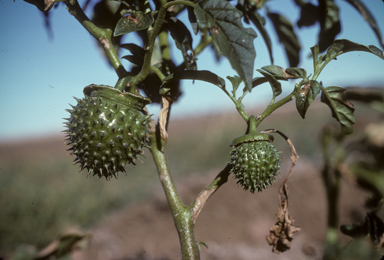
70, 159, 370, 260
1, 101, 378, 260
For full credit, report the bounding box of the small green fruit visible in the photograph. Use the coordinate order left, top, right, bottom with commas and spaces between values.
64, 84, 152, 180
229, 116, 281, 193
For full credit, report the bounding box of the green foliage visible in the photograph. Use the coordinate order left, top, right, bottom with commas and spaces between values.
194, 0, 257, 91
267, 11, 301, 67
16, 0, 384, 259
114, 11, 154, 36
320, 86, 355, 135
295, 80, 320, 119
319, 87, 384, 259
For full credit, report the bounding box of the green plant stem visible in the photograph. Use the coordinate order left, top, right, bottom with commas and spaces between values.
163, 1, 196, 9
65, 0, 126, 82
194, 33, 213, 56
221, 89, 249, 122
151, 66, 167, 81
150, 134, 200, 260
320, 130, 345, 248
159, 30, 172, 61
191, 164, 232, 222
130, 5, 168, 87
115, 76, 131, 92
255, 86, 301, 128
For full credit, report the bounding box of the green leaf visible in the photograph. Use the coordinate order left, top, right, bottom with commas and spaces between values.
318, 0, 341, 52
114, 11, 154, 37
120, 43, 145, 57
295, 80, 320, 118
121, 43, 145, 66
351, 167, 384, 196
187, 6, 199, 35
267, 11, 301, 67
247, 9, 274, 64
320, 86, 355, 134
261, 65, 288, 80
344, 0, 384, 49
256, 69, 282, 97
262, 65, 306, 79
310, 44, 320, 68
24, 0, 52, 11
162, 70, 226, 89
297, 3, 318, 28
323, 39, 384, 63
167, 17, 197, 71
285, 67, 307, 78
227, 75, 242, 94
121, 55, 143, 66
251, 77, 269, 89
194, 0, 257, 91
344, 87, 384, 113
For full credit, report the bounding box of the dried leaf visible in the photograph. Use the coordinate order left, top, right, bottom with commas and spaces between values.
159, 97, 171, 142
266, 184, 301, 253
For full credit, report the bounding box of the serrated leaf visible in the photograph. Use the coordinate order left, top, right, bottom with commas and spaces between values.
167, 17, 197, 70
318, 0, 341, 52
194, 0, 257, 91
114, 12, 154, 37
321, 86, 355, 134
295, 80, 320, 118
162, 70, 226, 89
323, 39, 384, 63
267, 12, 301, 67
344, 0, 384, 49
256, 69, 282, 97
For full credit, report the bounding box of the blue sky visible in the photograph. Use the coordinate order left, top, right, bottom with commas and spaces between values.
1, 0, 384, 141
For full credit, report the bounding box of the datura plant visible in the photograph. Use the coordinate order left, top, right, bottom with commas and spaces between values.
24, 0, 384, 259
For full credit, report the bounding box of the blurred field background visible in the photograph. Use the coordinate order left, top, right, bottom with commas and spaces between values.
0, 95, 383, 259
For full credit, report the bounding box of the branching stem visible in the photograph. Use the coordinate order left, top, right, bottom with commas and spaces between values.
129, 5, 168, 87
65, 0, 126, 82
150, 132, 200, 260
255, 86, 301, 128
191, 164, 232, 223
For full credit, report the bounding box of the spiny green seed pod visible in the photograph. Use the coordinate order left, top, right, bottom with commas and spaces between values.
229, 116, 281, 193
63, 84, 152, 180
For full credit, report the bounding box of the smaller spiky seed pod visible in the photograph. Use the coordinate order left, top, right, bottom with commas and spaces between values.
63, 84, 152, 180
229, 116, 281, 193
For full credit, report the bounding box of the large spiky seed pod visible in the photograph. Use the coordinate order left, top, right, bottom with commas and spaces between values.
63, 84, 152, 180
229, 116, 281, 193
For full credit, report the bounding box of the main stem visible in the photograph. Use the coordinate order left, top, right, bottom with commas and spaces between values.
150, 133, 200, 260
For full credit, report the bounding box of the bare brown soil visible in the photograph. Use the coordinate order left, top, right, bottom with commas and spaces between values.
69, 158, 369, 260
1, 102, 376, 260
